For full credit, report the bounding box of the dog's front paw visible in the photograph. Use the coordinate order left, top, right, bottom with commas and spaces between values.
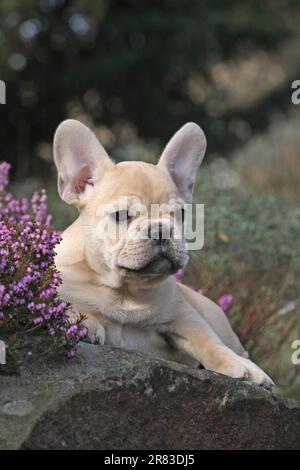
240, 357, 274, 389
208, 350, 274, 389
84, 317, 105, 345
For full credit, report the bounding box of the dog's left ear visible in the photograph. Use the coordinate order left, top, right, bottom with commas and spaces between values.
158, 122, 206, 202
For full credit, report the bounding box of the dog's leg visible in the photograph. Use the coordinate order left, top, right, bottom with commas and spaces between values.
168, 308, 274, 388
177, 283, 248, 358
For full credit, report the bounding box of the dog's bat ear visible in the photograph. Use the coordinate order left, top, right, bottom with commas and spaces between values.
53, 119, 114, 206
158, 122, 206, 202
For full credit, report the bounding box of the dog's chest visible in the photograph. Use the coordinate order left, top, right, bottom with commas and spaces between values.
104, 321, 198, 366
105, 321, 163, 351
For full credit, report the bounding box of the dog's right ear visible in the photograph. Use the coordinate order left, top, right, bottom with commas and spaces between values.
53, 119, 114, 206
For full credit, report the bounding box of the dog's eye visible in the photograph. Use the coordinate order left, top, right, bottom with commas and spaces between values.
114, 210, 130, 223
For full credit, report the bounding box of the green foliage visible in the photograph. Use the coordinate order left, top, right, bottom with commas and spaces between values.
195, 172, 300, 275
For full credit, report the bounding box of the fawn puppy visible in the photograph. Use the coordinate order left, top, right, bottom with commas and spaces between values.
54, 119, 273, 388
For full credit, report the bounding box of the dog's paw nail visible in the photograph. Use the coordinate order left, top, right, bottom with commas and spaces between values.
262, 380, 274, 390
90, 334, 105, 346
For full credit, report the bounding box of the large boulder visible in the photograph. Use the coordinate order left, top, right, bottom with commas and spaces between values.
0, 342, 299, 450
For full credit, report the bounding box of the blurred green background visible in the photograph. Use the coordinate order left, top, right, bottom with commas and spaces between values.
1, 0, 300, 398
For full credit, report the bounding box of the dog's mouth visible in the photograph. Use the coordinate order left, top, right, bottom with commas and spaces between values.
122, 254, 180, 276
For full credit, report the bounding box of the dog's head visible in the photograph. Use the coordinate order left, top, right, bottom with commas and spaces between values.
53, 120, 206, 285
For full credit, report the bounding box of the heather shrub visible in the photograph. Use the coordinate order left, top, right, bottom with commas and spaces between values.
0, 162, 86, 369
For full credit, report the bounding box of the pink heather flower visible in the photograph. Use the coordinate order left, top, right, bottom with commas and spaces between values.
67, 349, 76, 359
175, 269, 184, 283
218, 294, 234, 313
0, 161, 86, 361
0, 162, 10, 191
31, 190, 52, 226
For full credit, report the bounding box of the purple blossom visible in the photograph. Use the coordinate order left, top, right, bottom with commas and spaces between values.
218, 294, 234, 313
0, 162, 10, 191
67, 349, 76, 359
175, 269, 185, 283
31, 190, 52, 226
0, 161, 86, 361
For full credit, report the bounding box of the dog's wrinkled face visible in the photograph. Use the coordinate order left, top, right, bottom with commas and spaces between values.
53, 120, 206, 283
81, 162, 187, 278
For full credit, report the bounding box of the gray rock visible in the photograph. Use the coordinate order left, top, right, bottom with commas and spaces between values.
0, 342, 299, 450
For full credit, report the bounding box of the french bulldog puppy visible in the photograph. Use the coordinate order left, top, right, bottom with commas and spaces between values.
54, 119, 273, 387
